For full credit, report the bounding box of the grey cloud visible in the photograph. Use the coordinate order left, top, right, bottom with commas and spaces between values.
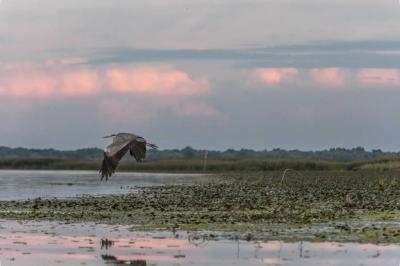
89, 40, 400, 68
2, 1, 400, 151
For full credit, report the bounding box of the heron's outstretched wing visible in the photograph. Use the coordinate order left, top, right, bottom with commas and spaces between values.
129, 137, 147, 162
100, 133, 157, 180
100, 135, 134, 181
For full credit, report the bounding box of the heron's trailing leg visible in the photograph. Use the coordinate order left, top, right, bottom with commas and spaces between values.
147, 143, 158, 149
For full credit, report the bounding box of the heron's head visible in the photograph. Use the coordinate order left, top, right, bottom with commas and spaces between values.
103, 134, 116, 138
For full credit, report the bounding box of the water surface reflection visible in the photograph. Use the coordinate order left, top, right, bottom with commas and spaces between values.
0, 220, 399, 265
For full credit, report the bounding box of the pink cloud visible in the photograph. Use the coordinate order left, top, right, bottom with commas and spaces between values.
0, 65, 56, 98
106, 66, 209, 96
7, 74, 55, 98
0, 63, 98, 98
356, 68, 400, 86
60, 69, 100, 96
0, 63, 209, 98
310, 68, 348, 87
253, 67, 400, 89
254, 68, 298, 85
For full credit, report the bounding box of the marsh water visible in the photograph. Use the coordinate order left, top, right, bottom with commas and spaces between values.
0, 220, 399, 266
0, 170, 206, 200
1, 170, 400, 265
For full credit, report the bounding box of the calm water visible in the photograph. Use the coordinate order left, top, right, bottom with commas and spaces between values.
0, 170, 206, 201
1, 171, 400, 265
0, 220, 398, 266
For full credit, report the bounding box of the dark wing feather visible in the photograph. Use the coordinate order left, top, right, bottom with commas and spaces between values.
129, 138, 147, 162
100, 139, 132, 181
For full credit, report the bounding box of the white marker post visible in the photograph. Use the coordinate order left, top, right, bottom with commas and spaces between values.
203, 149, 208, 172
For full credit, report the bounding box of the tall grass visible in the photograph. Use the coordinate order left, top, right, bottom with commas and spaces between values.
353, 158, 400, 171
0, 157, 351, 172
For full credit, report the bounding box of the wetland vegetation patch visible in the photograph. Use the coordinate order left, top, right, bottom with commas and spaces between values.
1, 171, 400, 242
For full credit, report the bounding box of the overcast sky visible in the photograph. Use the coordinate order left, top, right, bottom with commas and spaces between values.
1, 0, 400, 150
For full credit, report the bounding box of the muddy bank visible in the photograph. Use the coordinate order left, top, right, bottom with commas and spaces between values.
1, 171, 400, 242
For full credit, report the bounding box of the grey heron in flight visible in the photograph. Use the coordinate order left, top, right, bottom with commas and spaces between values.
100, 133, 158, 180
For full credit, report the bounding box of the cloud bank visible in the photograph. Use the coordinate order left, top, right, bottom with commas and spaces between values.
252, 67, 400, 88
0, 62, 209, 98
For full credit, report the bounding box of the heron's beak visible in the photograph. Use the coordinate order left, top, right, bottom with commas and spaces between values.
103, 134, 114, 138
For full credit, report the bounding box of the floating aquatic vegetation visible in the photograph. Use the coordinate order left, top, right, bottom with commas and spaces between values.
1, 171, 400, 242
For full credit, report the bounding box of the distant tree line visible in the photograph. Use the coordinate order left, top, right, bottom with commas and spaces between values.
0, 146, 103, 160
0, 145, 398, 161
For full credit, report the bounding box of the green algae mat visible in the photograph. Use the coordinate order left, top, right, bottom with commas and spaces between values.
1, 170, 400, 243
